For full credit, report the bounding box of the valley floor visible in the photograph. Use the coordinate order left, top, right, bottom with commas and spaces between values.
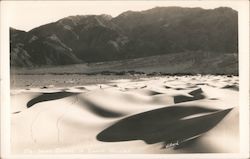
11, 74, 146, 89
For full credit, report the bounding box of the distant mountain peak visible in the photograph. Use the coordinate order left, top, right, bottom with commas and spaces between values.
10, 6, 238, 72
118, 10, 139, 17
99, 14, 113, 20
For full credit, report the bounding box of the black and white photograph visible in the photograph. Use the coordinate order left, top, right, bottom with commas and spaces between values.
0, 0, 249, 158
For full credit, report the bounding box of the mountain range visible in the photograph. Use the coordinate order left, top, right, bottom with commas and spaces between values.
10, 6, 238, 74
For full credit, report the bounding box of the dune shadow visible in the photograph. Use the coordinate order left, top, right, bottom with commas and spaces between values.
27, 92, 78, 108
174, 88, 205, 103
147, 90, 163, 96
164, 85, 172, 89
75, 86, 87, 90
78, 96, 124, 118
97, 105, 232, 146
222, 85, 239, 91
12, 111, 21, 114
196, 83, 208, 86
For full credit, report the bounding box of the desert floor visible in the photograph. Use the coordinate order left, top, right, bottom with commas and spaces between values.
10, 74, 239, 154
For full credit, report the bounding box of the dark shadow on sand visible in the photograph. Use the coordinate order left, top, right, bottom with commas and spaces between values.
147, 90, 163, 96
174, 88, 205, 103
222, 85, 239, 91
97, 105, 232, 145
27, 92, 78, 108
78, 96, 125, 118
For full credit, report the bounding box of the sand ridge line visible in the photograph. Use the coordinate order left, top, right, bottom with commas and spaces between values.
11, 75, 239, 153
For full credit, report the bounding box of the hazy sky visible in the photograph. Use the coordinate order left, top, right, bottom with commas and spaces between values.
3, 1, 241, 31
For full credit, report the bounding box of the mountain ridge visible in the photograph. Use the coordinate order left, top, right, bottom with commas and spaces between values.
10, 6, 238, 74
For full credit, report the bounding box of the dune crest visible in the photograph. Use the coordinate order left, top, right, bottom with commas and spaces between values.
11, 75, 239, 154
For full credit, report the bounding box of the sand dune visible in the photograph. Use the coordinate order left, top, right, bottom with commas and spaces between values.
97, 107, 231, 143
11, 75, 239, 154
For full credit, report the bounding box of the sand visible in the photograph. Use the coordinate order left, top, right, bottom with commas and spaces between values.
10, 75, 239, 154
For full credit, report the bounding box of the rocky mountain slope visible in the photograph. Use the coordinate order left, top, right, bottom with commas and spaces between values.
10, 7, 238, 74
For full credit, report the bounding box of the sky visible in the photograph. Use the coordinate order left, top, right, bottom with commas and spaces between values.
2, 0, 242, 31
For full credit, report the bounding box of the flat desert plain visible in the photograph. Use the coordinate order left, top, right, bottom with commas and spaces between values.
10, 74, 239, 154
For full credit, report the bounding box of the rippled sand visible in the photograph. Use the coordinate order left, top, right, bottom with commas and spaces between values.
11, 75, 239, 154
